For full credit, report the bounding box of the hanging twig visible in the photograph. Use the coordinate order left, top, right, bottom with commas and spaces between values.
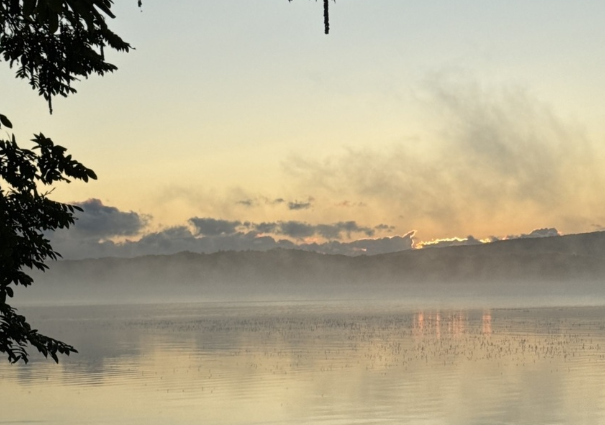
288, 0, 331, 34
324, 0, 330, 34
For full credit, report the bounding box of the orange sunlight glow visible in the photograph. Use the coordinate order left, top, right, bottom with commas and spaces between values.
415, 237, 474, 249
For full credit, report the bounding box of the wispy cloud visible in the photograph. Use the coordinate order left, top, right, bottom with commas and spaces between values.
236, 199, 255, 207
235, 196, 315, 211
288, 199, 313, 210
284, 77, 605, 237
375, 224, 395, 232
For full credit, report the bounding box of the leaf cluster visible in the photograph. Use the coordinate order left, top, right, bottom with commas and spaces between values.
0, 116, 96, 363
0, 301, 77, 363
0, 0, 134, 112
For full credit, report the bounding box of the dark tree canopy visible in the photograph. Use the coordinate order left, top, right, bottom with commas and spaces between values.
0, 0, 133, 363
0, 126, 96, 363
0, 0, 135, 112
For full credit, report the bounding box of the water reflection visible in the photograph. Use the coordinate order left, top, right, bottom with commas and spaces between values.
413, 310, 470, 339
1, 302, 605, 424
483, 310, 492, 335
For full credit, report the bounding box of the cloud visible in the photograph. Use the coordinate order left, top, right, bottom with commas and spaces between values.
47, 201, 563, 260
375, 224, 395, 232
249, 220, 375, 240
46, 199, 148, 259
72, 198, 148, 239
51, 227, 415, 260
288, 200, 312, 210
253, 222, 280, 234
47, 205, 410, 259
189, 217, 242, 236
334, 200, 366, 208
278, 221, 316, 238
132, 227, 284, 255
235, 197, 285, 208
317, 221, 374, 239
236, 199, 255, 207
284, 77, 605, 237
235, 196, 315, 210
505, 228, 561, 240
287, 196, 314, 211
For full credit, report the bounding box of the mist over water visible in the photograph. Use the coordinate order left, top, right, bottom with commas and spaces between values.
2, 302, 605, 425
7, 233, 605, 423
19, 231, 605, 308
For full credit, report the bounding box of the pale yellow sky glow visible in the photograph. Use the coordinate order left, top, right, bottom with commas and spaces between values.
3, 1, 605, 257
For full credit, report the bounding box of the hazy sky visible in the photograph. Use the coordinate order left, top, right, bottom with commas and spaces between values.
4, 1, 605, 257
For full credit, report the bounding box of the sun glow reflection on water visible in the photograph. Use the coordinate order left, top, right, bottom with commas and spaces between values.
2, 302, 605, 424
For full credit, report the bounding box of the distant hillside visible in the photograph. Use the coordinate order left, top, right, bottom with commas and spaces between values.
20, 231, 605, 306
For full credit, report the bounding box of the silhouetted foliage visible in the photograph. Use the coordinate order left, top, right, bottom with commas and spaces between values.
0, 124, 97, 363
0, 0, 133, 363
1, 0, 134, 113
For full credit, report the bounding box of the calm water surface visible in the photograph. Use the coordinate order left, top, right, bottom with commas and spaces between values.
2, 301, 605, 424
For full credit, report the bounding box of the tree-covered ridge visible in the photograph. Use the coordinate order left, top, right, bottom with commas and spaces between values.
27, 231, 605, 306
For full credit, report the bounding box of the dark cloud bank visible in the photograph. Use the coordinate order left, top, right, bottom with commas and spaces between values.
49, 199, 413, 259
69, 198, 148, 238
49, 199, 562, 261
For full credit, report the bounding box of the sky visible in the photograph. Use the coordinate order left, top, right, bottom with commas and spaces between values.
3, 1, 605, 258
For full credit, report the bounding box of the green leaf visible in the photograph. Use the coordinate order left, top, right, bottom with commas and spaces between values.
0, 114, 13, 129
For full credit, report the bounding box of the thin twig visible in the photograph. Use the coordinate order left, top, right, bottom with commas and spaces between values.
324, 0, 329, 34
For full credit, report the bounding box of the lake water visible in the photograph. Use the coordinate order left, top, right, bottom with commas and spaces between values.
2, 301, 605, 424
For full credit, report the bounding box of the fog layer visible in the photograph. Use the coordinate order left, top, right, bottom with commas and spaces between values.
21, 231, 605, 307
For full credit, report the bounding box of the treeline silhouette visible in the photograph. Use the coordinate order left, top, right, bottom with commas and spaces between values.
24, 231, 605, 305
